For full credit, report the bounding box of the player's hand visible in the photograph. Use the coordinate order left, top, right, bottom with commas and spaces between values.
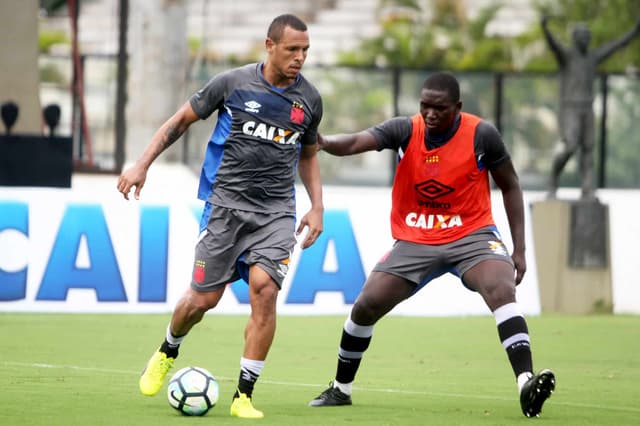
117, 164, 147, 200
296, 206, 323, 249
512, 249, 527, 285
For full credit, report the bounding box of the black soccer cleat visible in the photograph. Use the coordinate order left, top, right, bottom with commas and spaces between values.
520, 369, 555, 418
308, 382, 353, 407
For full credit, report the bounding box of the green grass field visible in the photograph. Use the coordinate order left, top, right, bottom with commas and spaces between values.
1, 313, 638, 425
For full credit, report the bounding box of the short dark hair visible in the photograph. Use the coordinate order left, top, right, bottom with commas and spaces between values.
423, 72, 460, 103
267, 14, 307, 42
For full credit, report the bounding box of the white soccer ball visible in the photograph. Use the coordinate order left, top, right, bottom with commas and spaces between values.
167, 366, 219, 416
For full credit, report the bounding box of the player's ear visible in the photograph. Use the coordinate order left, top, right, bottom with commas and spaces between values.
265, 37, 276, 52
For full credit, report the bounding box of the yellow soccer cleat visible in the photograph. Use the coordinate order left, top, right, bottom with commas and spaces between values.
230, 391, 264, 419
139, 350, 174, 396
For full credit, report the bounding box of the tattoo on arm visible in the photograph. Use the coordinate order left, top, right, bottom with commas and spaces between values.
145, 119, 185, 162
162, 123, 181, 150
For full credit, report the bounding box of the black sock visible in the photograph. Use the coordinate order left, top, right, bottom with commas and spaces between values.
336, 328, 372, 384
159, 339, 179, 359
497, 316, 533, 377
234, 367, 259, 399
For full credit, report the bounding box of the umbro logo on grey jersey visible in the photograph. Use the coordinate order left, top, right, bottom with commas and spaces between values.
244, 100, 261, 113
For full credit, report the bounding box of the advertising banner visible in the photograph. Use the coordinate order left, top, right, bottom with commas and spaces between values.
1, 165, 547, 315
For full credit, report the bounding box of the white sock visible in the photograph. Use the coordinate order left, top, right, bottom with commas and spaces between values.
166, 324, 185, 347
517, 372, 533, 393
344, 317, 374, 338
240, 357, 265, 376
333, 380, 352, 395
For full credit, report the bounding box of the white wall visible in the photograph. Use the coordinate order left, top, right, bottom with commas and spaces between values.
0, 165, 638, 315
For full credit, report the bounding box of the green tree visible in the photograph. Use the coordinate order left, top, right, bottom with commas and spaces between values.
337, 0, 523, 71
338, 0, 640, 73
529, 0, 640, 189
528, 0, 640, 71
338, 0, 438, 67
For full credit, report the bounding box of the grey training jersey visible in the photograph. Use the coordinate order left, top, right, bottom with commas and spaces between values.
189, 63, 323, 213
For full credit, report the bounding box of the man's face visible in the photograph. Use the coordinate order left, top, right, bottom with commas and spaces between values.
266, 26, 309, 82
419, 88, 461, 133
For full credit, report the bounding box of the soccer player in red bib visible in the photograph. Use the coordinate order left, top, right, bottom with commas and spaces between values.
308, 72, 554, 418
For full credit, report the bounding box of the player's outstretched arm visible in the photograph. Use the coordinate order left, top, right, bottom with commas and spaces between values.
317, 130, 378, 156
117, 101, 199, 200
297, 143, 324, 249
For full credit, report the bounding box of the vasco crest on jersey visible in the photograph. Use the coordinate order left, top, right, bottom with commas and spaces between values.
290, 101, 305, 124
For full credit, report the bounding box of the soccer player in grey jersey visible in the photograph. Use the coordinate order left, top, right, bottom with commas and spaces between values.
117, 14, 324, 419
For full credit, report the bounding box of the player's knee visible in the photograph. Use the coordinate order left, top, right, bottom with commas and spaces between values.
351, 298, 385, 325
484, 282, 516, 309
191, 296, 217, 313
185, 289, 221, 313
250, 279, 279, 305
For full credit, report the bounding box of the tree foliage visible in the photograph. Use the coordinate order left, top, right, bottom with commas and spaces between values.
531, 0, 640, 72
338, 0, 640, 73
39, 0, 67, 14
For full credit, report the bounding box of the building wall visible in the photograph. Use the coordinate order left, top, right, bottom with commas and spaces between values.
0, 0, 42, 134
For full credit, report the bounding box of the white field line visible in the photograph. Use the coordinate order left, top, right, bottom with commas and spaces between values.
2, 361, 639, 414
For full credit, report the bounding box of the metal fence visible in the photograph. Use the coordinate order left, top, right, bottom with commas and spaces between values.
186, 65, 640, 190
41, 55, 640, 190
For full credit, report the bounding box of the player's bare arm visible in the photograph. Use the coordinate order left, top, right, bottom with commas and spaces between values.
317, 130, 378, 156
117, 102, 199, 200
490, 160, 527, 284
297, 143, 324, 249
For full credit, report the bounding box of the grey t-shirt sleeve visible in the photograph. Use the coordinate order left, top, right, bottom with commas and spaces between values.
189, 70, 231, 119
300, 91, 323, 145
475, 120, 510, 170
367, 116, 412, 151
